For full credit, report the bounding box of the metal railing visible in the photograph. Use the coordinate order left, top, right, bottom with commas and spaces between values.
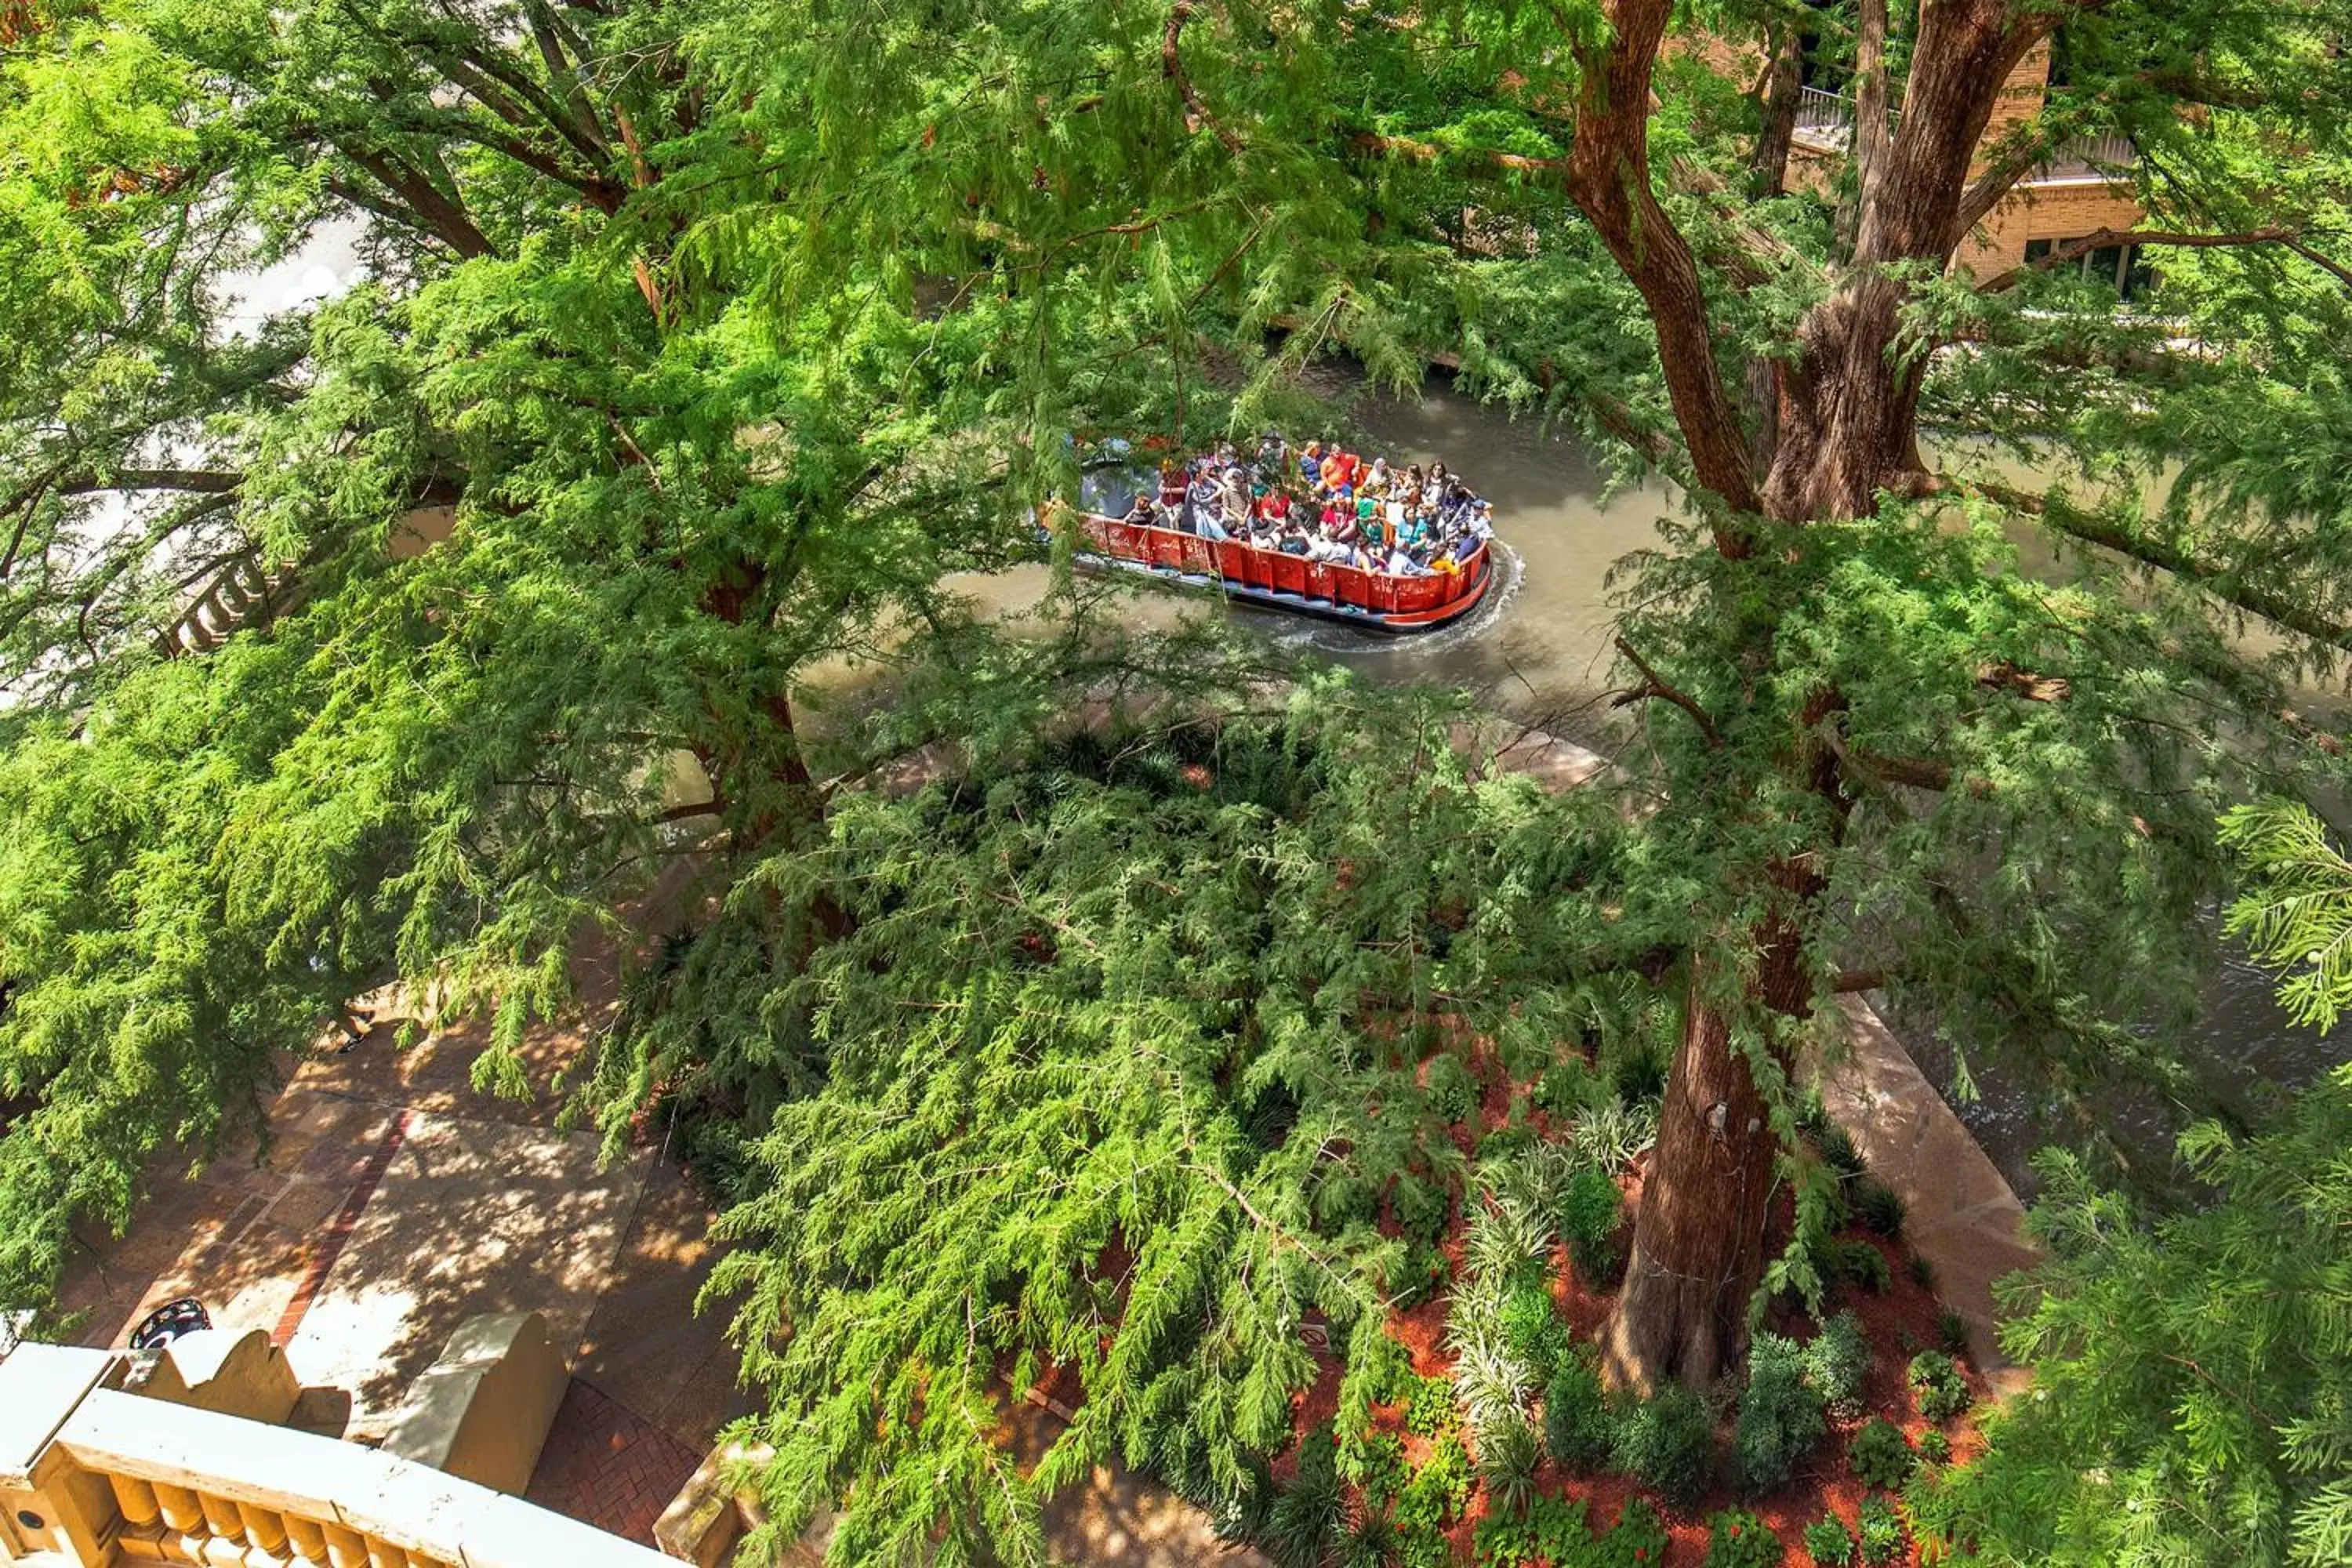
2032, 132, 2139, 182
1789, 86, 2136, 185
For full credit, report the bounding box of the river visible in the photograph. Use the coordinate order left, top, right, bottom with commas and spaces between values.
966, 370, 2352, 1199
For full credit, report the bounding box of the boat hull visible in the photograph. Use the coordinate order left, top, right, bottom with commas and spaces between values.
1065, 514, 1495, 634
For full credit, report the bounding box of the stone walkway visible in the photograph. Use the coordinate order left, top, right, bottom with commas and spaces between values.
1825, 998, 2042, 1389
55, 991, 751, 1516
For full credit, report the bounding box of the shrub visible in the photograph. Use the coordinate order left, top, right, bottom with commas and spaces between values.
1595, 1497, 1671, 1568
1736, 1332, 1828, 1496
1820, 1124, 1866, 1175
1935, 1308, 1970, 1356
1857, 1497, 1906, 1566
1387, 1238, 1450, 1308
1831, 1238, 1891, 1294
1613, 1381, 1716, 1507
1907, 1252, 1936, 1290
1534, 1057, 1601, 1116
1802, 1312, 1872, 1419
1501, 1280, 1571, 1381
1339, 1508, 1398, 1568
1426, 1054, 1480, 1123
1395, 1434, 1474, 1537
1474, 1494, 1589, 1568
1848, 1419, 1915, 1490
1917, 1427, 1951, 1465
1392, 1173, 1454, 1246
1706, 1509, 1786, 1568
1853, 1179, 1906, 1238
1907, 1351, 1972, 1421
1604, 1033, 1668, 1106
1560, 1163, 1628, 1288
1480, 1410, 1544, 1516
1338, 1427, 1407, 1499
1802, 1514, 1856, 1566
1544, 1350, 1617, 1472
1264, 1423, 1343, 1567
1405, 1374, 1460, 1440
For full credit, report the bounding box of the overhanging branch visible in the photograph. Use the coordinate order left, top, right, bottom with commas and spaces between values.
1976, 227, 2302, 294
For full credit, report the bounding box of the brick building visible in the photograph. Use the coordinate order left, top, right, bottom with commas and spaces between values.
1788, 42, 2148, 288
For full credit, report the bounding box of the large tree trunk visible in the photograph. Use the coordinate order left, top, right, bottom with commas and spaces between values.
1563, 0, 2054, 1388
1599, 964, 1780, 1391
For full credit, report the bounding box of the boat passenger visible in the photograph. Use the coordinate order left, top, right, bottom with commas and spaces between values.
1386, 545, 1432, 576
1356, 494, 1384, 548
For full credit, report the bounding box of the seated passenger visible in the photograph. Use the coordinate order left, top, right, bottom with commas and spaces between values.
1386, 545, 1432, 576
1356, 494, 1384, 548
1318, 449, 1348, 491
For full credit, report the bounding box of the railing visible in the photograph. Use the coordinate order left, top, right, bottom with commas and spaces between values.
1795, 85, 1853, 143
2, 1344, 672, 1568
156, 550, 303, 659
2032, 132, 2138, 182
1789, 86, 2136, 185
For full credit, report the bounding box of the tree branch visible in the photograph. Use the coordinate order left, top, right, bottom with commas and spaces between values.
1163, 2, 1242, 155
1976, 227, 2296, 293
1565, 0, 1762, 523
1947, 475, 2352, 655
54, 468, 243, 496
1611, 635, 1722, 747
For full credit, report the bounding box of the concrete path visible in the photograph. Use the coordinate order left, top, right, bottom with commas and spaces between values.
1825, 998, 2042, 1388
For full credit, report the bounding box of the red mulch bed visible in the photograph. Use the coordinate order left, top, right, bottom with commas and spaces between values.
1272, 1046, 1989, 1566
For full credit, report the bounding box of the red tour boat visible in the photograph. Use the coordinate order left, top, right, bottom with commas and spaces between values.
1055, 453, 1497, 633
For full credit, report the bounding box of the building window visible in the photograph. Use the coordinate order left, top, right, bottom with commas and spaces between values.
2026, 236, 2148, 299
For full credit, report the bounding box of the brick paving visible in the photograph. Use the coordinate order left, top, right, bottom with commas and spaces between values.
272, 1109, 412, 1348
526, 1377, 704, 1545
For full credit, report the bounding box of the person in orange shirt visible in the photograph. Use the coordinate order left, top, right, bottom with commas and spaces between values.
1318, 449, 1348, 491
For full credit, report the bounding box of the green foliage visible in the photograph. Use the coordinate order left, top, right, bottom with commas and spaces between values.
1853, 1181, 1907, 1240
1613, 1381, 1716, 1508
1848, 1421, 1916, 1491
1392, 1174, 1455, 1247
1905, 1352, 1972, 1422
1479, 1410, 1544, 1519
1803, 1312, 1874, 1421
1534, 1057, 1602, 1116
1543, 1348, 1617, 1474
1828, 1239, 1893, 1295
1915, 1062, 2352, 1567
1395, 1435, 1475, 1539
1819, 1127, 1867, 1178
1405, 1373, 1462, 1441
2219, 801, 2352, 1031
1802, 1515, 1857, 1567
1935, 1309, 1970, 1356
1559, 1163, 1628, 1289
1425, 1054, 1480, 1124
1856, 1497, 1906, 1567
1707, 1510, 1786, 1568
1916, 1428, 1951, 1466
1501, 1281, 1572, 1384
1736, 1333, 1828, 1497
1593, 1497, 1672, 1568
1265, 1424, 1345, 1568
1475, 1494, 1590, 1568
1338, 1426, 1407, 1502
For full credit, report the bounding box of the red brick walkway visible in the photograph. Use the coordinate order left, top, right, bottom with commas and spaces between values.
526, 1377, 704, 1545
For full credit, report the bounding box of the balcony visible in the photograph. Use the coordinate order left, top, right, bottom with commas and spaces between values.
0, 1341, 677, 1567
1789, 86, 2136, 187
